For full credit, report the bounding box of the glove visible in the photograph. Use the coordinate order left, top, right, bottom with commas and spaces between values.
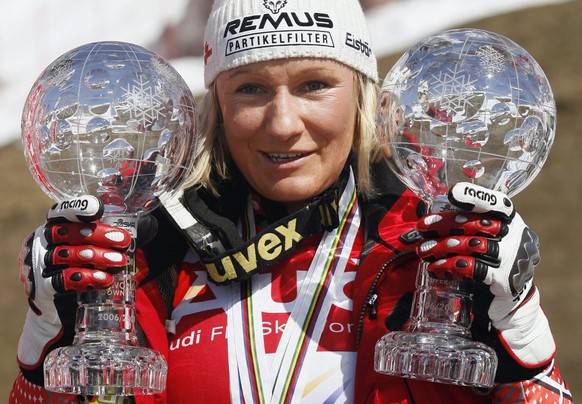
415, 182, 556, 377
17, 196, 132, 384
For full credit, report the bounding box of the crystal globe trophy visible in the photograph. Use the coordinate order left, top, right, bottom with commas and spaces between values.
20, 41, 197, 395
374, 29, 555, 387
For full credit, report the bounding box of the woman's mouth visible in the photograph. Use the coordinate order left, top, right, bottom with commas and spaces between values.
265, 152, 306, 163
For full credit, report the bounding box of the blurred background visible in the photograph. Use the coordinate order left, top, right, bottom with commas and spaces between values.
1, 0, 580, 400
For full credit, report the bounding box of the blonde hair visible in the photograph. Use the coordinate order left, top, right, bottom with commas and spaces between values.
182, 70, 381, 198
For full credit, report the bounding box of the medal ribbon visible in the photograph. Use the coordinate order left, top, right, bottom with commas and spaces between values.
230, 170, 360, 403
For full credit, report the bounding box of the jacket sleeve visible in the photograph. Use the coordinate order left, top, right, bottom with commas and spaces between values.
9, 372, 79, 404
490, 360, 573, 403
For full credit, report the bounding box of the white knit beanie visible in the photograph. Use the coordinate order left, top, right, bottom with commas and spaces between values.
203, 0, 378, 87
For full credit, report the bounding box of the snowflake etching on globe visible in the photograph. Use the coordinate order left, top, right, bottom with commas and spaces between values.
477, 45, 506, 76
48, 58, 76, 89
150, 57, 181, 93
427, 64, 480, 121
374, 29, 555, 388
120, 72, 168, 131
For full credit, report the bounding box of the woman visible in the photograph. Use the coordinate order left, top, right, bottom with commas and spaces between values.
11, 0, 571, 403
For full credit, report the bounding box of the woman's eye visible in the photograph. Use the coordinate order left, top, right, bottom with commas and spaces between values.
237, 84, 262, 94
304, 81, 326, 92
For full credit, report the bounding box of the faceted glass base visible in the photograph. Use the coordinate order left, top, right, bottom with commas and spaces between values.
374, 331, 497, 388
44, 341, 167, 396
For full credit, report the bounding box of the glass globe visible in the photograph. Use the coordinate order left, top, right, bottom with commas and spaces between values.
379, 28, 555, 204
20, 41, 197, 396
21, 41, 197, 215
375, 28, 556, 388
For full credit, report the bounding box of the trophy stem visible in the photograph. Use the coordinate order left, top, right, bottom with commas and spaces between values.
44, 215, 167, 396
374, 201, 497, 388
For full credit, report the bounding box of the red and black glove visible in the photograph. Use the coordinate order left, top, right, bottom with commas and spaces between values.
17, 196, 132, 385
415, 182, 556, 382
20, 196, 132, 299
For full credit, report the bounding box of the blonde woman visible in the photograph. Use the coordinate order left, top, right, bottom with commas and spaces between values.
12, 0, 570, 402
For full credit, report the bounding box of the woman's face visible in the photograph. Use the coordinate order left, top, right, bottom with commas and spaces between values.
215, 58, 357, 212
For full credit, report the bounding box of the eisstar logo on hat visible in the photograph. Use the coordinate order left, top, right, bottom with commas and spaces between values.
203, 0, 378, 87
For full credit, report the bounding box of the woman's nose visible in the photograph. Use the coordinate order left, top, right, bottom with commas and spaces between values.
263, 90, 305, 140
